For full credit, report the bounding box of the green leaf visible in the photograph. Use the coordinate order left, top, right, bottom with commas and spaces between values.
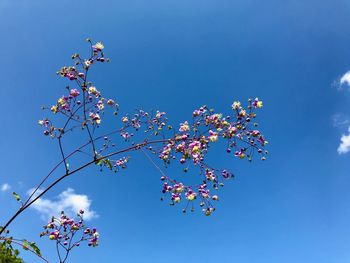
104, 159, 113, 170
0, 242, 23, 262
12, 192, 21, 202
6, 237, 12, 245
22, 240, 29, 251
29, 242, 41, 256
95, 159, 103, 166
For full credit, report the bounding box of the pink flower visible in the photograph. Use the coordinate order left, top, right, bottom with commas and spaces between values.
208, 130, 218, 142
179, 121, 190, 132
155, 111, 166, 119
193, 106, 207, 117
115, 157, 128, 167
252, 130, 260, 137
252, 98, 263, 108
89, 112, 101, 124
70, 89, 80, 97
171, 193, 181, 203
205, 170, 216, 181
107, 99, 115, 105
96, 100, 104, 110
234, 149, 245, 159
92, 42, 104, 51
185, 190, 197, 201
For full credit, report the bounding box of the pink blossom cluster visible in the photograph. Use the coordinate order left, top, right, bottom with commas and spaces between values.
152, 101, 266, 215
37, 41, 268, 217
156, 101, 267, 167
120, 109, 168, 135
160, 167, 233, 215
40, 210, 99, 248
88, 98, 266, 215
38, 41, 118, 139
58, 41, 106, 81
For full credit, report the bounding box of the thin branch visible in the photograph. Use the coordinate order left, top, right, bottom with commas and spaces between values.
0, 139, 168, 236
140, 148, 167, 178
23, 127, 127, 208
56, 240, 62, 263
0, 237, 49, 263
58, 136, 68, 174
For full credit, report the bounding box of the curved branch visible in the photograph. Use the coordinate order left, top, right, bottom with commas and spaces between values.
0, 139, 168, 236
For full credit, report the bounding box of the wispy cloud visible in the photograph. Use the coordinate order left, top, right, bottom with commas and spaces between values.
332, 114, 350, 128
338, 71, 350, 90
338, 127, 350, 154
27, 188, 97, 221
1, 183, 11, 192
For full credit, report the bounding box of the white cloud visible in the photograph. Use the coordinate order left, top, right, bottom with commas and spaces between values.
27, 188, 97, 221
332, 114, 349, 128
1, 183, 11, 192
340, 71, 350, 90
338, 127, 350, 154
335, 72, 350, 153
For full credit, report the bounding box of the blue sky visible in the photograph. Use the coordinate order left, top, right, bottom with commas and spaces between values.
1, 0, 350, 262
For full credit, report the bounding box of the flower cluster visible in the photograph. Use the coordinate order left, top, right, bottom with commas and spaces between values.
160, 166, 233, 215
88, 98, 266, 216
37, 41, 268, 217
38, 40, 118, 139
40, 210, 99, 249
152, 101, 267, 215
0, 39, 271, 263
155, 101, 267, 167
120, 109, 168, 135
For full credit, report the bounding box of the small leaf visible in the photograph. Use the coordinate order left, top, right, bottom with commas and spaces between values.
29, 242, 41, 256
12, 192, 21, 202
95, 159, 103, 166
105, 159, 112, 170
6, 237, 12, 244
22, 240, 29, 250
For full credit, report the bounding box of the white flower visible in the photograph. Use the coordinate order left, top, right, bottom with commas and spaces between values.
94, 42, 104, 50
84, 60, 91, 67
